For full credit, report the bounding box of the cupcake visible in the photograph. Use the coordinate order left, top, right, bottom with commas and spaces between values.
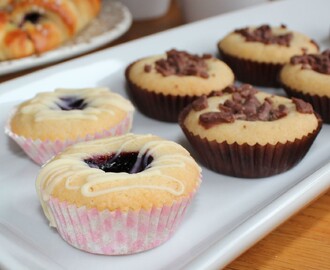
125, 49, 234, 122
179, 84, 322, 178
36, 133, 201, 255
280, 49, 330, 123
5, 87, 134, 165
218, 24, 319, 87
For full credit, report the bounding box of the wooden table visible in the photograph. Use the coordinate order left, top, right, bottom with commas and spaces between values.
1, 1, 329, 269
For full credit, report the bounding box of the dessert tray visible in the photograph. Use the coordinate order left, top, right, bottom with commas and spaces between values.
0, 0, 132, 76
0, 0, 329, 269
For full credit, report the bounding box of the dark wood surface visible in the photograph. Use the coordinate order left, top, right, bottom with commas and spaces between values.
1, 1, 329, 269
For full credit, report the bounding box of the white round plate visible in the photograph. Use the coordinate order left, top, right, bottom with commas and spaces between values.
0, 0, 132, 76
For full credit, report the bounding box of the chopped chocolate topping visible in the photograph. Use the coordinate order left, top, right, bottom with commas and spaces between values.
192, 95, 208, 111
144, 64, 152, 72
198, 84, 289, 129
199, 111, 235, 129
209, 90, 224, 97
147, 49, 211, 78
290, 49, 330, 75
292, 98, 314, 114
234, 24, 293, 46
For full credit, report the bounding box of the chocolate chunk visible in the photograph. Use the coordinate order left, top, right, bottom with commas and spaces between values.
154, 49, 210, 78
199, 111, 235, 129
290, 49, 330, 75
292, 98, 314, 114
235, 24, 293, 47
222, 85, 237, 94
192, 95, 208, 111
257, 99, 272, 121
209, 90, 224, 97
144, 64, 152, 72
198, 84, 289, 128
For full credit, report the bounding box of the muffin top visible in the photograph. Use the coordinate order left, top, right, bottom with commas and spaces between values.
126, 49, 234, 96
36, 133, 201, 225
10, 88, 134, 141
280, 50, 330, 96
180, 84, 320, 145
218, 24, 319, 63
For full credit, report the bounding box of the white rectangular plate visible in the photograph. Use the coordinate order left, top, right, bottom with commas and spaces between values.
0, 0, 329, 269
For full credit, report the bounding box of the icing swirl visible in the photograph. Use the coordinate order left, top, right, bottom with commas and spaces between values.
21, 87, 134, 121
36, 134, 201, 226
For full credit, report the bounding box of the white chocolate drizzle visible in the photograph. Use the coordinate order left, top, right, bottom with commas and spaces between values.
36, 134, 201, 225
21, 88, 134, 121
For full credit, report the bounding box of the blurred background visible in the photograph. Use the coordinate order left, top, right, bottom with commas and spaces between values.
121, 0, 277, 22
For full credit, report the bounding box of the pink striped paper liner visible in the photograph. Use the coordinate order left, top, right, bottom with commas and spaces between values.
47, 193, 195, 255
5, 112, 133, 165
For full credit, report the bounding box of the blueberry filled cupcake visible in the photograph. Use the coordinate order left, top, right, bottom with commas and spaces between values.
280, 49, 330, 123
36, 133, 201, 255
125, 49, 234, 122
218, 24, 319, 87
5, 87, 134, 165
179, 84, 322, 178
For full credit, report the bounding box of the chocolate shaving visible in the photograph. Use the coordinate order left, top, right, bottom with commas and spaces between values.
199, 84, 289, 128
292, 98, 314, 114
235, 24, 293, 47
145, 49, 211, 78
290, 49, 330, 75
199, 111, 235, 129
192, 95, 208, 111
144, 64, 152, 72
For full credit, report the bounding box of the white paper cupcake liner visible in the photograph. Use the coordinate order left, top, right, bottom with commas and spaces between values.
5, 112, 133, 165
47, 193, 194, 255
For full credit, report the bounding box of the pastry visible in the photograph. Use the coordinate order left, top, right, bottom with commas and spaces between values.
179, 84, 322, 178
218, 24, 319, 87
6, 87, 134, 165
0, 0, 101, 61
36, 133, 202, 255
280, 49, 330, 123
125, 49, 234, 122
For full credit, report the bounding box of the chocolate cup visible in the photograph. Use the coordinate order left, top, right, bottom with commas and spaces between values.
218, 47, 282, 88
125, 63, 204, 122
282, 83, 330, 124
179, 104, 322, 178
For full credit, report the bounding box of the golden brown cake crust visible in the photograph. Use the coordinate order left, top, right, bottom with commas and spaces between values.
181, 89, 319, 145
127, 54, 235, 96
280, 51, 330, 97
0, 0, 101, 60
218, 26, 319, 64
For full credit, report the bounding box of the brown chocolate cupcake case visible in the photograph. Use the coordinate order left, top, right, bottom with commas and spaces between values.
179, 84, 322, 178
125, 49, 234, 122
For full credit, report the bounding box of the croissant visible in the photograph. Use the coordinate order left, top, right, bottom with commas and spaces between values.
0, 0, 101, 61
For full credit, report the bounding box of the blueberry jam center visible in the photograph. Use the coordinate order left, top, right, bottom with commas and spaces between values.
57, 96, 88, 111
84, 152, 154, 174
23, 12, 42, 24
